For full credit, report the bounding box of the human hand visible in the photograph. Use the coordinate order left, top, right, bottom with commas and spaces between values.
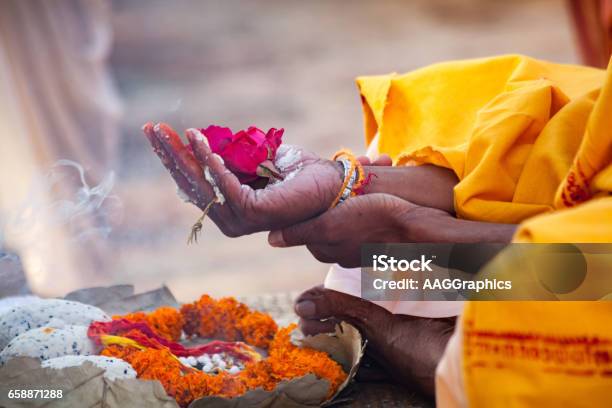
268, 193, 454, 267
268, 191, 516, 267
143, 123, 345, 237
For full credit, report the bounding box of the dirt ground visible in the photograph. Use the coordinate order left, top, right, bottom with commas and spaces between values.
100, 0, 578, 302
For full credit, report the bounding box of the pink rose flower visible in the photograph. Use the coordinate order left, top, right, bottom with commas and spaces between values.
197, 126, 284, 184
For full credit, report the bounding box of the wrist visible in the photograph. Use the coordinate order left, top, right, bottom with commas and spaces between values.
359, 165, 458, 214
363, 195, 430, 243
322, 159, 347, 207
395, 205, 517, 243
393, 205, 455, 242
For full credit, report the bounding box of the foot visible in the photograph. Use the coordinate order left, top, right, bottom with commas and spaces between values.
294, 285, 455, 397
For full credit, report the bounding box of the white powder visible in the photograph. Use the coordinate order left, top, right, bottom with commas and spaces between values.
213, 153, 225, 165
0, 299, 109, 351
275, 145, 301, 171
189, 128, 209, 148
204, 167, 226, 205
0, 325, 99, 364
176, 187, 192, 203
283, 168, 300, 182
267, 164, 302, 188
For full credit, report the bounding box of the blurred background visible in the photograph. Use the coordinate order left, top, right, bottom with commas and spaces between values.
0, 0, 606, 301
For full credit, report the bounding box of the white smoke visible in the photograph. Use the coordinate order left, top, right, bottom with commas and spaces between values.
2, 160, 122, 245
0, 160, 123, 295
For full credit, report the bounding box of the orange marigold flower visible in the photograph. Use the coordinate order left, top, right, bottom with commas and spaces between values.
116, 311, 146, 323
180, 294, 216, 337
267, 324, 347, 398
213, 297, 249, 340
116, 306, 184, 341
100, 344, 138, 360
238, 360, 276, 391
214, 371, 248, 397
237, 311, 278, 349
146, 306, 184, 341
172, 372, 212, 406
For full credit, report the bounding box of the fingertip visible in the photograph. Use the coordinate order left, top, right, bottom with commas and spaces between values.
157, 123, 171, 140
142, 122, 154, 133
152, 123, 166, 144
142, 123, 157, 143
157, 122, 174, 133
156, 123, 182, 144
268, 230, 286, 247
294, 300, 316, 318
186, 128, 197, 140
356, 156, 372, 165
375, 154, 393, 166
186, 128, 206, 141
156, 123, 190, 155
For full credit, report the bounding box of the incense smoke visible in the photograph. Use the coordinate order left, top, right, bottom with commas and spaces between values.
0, 160, 123, 294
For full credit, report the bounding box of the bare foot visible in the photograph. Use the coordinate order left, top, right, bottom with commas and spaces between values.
294, 285, 455, 397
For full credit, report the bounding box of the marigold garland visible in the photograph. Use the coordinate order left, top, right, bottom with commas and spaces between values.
96, 295, 347, 407
236, 311, 277, 349
180, 295, 277, 349
116, 306, 184, 341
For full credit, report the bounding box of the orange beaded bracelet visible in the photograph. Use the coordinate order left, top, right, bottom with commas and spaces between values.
329, 149, 367, 208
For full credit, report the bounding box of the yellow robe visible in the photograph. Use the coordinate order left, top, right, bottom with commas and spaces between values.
357, 55, 612, 406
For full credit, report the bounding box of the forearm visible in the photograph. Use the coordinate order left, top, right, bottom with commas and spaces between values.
397, 206, 517, 244
447, 218, 518, 243
363, 165, 458, 214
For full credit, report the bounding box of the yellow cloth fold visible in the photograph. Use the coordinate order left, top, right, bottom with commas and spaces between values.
462, 301, 612, 407
356, 55, 605, 223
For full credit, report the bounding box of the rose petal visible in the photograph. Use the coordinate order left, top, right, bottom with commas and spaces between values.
201, 126, 233, 153
265, 128, 284, 153
244, 127, 267, 146
222, 136, 269, 177
232, 129, 256, 146
191, 125, 284, 184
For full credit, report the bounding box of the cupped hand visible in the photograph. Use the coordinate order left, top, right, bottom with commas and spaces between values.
267, 193, 452, 267
143, 123, 345, 236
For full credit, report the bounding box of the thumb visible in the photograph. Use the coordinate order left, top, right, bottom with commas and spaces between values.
268, 218, 325, 248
